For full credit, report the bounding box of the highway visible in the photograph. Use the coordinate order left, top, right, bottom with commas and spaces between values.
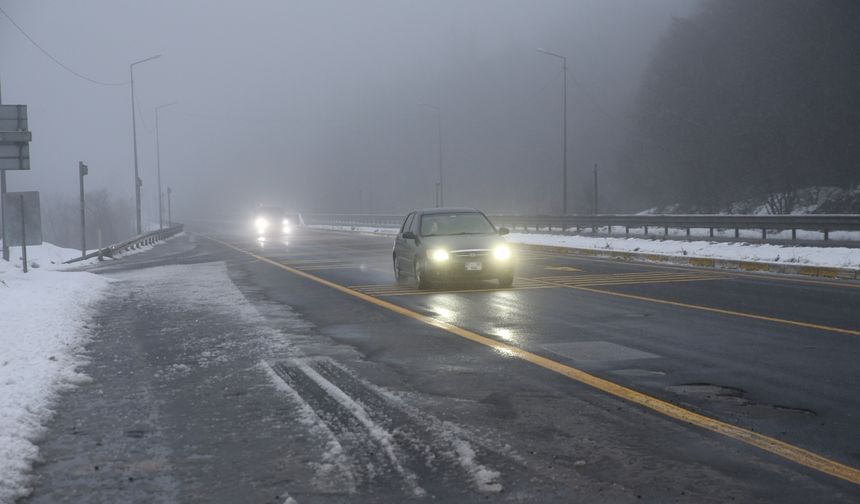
25, 224, 860, 503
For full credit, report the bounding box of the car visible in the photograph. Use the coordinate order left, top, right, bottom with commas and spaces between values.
393, 207, 515, 289
253, 206, 292, 236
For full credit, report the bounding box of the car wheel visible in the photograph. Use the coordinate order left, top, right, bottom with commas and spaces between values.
498, 273, 514, 288
393, 255, 402, 281
414, 258, 431, 289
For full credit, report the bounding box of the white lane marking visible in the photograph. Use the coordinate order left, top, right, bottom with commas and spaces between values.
296, 361, 428, 498
259, 362, 357, 494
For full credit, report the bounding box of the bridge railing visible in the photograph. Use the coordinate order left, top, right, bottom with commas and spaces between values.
64, 224, 184, 264
302, 213, 860, 243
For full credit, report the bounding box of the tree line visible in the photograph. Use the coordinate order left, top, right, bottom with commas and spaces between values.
41, 190, 134, 250
618, 0, 860, 213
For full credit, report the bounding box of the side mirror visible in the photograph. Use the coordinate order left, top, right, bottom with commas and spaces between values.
498, 227, 510, 236
402, 231, 417, 240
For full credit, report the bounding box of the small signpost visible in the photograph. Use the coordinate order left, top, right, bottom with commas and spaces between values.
79, 162, 88, 258
2, 191, 41, 272
0, 103, 32, 261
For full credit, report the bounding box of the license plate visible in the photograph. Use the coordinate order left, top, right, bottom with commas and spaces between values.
465, 261, 482, 271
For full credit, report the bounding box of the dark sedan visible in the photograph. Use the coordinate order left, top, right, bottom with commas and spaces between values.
393, 208, 515, 289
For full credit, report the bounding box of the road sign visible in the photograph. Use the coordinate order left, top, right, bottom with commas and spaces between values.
2, 191, 42, 246
0, 104, 31, 171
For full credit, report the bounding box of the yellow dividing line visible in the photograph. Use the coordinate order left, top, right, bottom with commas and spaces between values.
531, 274, 729, 289
535, 271, 732, 281
525, 248, 860, 290
356, 285, 556, 297
550, 276, 728, 288
560, 284, 860, 338
209, 236, 860, 486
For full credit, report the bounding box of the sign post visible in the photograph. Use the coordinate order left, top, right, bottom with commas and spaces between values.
20, 194, 27, 272
0, 102, 31, 261
79, 162, 88, 258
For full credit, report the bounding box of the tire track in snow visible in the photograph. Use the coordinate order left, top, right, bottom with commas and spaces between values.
294, 361, 427, 498
260, 362, 357, 494
312, 359, 505, 494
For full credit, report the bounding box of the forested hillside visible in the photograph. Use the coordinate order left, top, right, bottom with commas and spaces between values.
618, 0, 860, 213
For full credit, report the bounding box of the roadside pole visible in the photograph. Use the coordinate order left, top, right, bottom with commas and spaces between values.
167, 186, 172, 226
79, 162, 88, 258
20, 193, 27, 273
1, 77, 7, 261
593, 163, 599, 215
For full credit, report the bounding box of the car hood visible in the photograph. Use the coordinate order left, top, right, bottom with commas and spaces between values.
420, 234, 506, 251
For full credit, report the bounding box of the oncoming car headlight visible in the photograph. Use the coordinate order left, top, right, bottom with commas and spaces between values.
428, 249, 449, 262
255, 217, 269, 229
493, 245, 511, 261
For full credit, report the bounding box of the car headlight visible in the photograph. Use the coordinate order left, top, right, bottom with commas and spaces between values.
255, 217, 269, 230
428, 249, 449, 261
493, 245, 511, 260
282, 218, 290, 226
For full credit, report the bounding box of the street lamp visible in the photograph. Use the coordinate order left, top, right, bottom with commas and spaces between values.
155, 102, 177, 230
130, 54, 161, 234
418, 103, 443, 208
537, 47, 568, 214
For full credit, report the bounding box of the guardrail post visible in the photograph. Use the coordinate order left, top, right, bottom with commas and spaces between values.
686, 228, 691, 238
792, 229, 796, 240
644, 225, 649, 235
709, 227, 714, 238
761, 228, 766, 240
735, 228, 739, 238
625, 226, 629, 236
664, 226, 669, 237
824, 229, 829, 241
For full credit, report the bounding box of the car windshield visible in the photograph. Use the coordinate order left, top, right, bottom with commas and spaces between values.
420, 212, 495, 236
256, 207, 285, 218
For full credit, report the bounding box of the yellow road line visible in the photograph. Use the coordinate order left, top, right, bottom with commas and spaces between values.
554, 284, 860, 337
209, 235, 860, 485
296, 264, 360, 271
536, 273, 729, 281
372, 285, 556, 297
523, 248, 860, 289
549, 277, 729, 288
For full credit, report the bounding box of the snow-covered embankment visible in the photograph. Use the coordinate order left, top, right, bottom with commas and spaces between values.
0, 243, 109, 503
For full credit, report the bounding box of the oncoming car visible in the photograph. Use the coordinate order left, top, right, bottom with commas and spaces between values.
393, 208, 514, 289
253, 206, 292, 236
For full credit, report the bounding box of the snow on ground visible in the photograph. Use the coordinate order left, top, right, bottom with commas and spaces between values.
508, 233, 860, 269
306, 224, 860, 270
0, 243, 111, 503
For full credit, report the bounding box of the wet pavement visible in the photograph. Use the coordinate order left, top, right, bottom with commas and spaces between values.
20, 227, 860, 503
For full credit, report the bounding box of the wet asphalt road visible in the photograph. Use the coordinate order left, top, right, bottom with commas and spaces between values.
23, 225, 860, 503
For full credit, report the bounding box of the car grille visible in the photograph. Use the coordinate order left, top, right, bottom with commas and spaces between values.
450, 249, 490, 259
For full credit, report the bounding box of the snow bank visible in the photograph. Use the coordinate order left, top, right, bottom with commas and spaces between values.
509, 233, 860, 270
306, 224, 860, 270
0, 243, 110, 502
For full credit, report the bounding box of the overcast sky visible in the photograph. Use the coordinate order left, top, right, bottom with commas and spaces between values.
0, 0, 699, 222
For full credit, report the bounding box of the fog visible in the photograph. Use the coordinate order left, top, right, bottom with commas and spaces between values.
0, 0, 699, 224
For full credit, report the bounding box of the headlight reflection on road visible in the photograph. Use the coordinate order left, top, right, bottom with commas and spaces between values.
494, 328, 519, 343
432, 305, 455, 320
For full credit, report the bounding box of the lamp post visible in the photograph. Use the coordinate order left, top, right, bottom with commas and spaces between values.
130, 54, 161, 234
537, 48, 568, 215
418, 103, 443, 207
155, 102, 177, 230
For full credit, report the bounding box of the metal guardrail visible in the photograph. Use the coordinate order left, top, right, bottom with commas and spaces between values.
302, 213, 860, 243
64, 224, 184, 264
